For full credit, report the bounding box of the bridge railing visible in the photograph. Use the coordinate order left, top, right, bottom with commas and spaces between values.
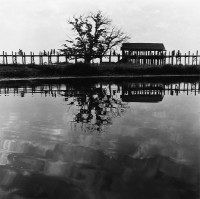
0, 51, 199, 65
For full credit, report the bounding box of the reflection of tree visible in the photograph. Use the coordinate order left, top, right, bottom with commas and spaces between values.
71, 87, 129, 132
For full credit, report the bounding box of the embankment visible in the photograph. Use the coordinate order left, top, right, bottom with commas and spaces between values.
0, 63, 199, 79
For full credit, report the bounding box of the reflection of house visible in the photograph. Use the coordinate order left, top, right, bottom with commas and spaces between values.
121, 43, 166, 65
121, 95, 163, 103
121, 83, 164, 103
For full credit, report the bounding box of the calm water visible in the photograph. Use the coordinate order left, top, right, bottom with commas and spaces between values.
0, 77, 199, 199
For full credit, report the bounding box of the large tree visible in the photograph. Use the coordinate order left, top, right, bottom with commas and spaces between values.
60, 11, 129, 64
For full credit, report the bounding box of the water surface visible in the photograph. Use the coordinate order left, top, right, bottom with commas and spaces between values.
0, 77, 199, 199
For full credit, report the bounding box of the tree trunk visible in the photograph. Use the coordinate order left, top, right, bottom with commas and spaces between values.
84, 55, 91, 64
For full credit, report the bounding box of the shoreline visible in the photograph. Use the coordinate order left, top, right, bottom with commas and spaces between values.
0, 74, 200, 82
0, 63, 199, 82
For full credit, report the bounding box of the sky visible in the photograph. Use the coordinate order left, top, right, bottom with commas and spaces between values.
0, 0, 200, 54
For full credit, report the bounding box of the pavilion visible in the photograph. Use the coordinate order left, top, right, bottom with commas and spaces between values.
120, 43, 166, 65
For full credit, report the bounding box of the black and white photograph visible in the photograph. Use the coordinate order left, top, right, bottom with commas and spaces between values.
0, 0, 199, 198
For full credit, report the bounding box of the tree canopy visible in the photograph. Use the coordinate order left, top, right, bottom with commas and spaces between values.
60, 11, 129, 63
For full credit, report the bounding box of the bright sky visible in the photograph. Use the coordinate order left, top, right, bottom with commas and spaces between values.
0, 0, 200, 54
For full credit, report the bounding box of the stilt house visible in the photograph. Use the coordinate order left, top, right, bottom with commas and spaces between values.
121, 43, 166, 65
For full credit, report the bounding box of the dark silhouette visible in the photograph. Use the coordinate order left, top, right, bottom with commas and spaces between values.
60, 10, 129, 64
18, 49, 23, 55
66, 87, 129, 132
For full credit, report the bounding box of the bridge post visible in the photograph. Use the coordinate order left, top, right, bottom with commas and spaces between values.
109, 51, 111, 63
15, 52, 17, 64
117, 54, 120, 62
24, 52, 26, 65
192, 53, 194, 65
171, 51, 174, 65
184, 53, 187, 65
57, 54, 60, 64
3, 51, 5, 65
30, 52, 32, 64
5, 52, 8, 64
75, 54, 77, 64
22, 53, 24, 64
196, 50, 198, 65
65, 55, 68, 63
12, 51, 14, 64
188, 51, 190, 65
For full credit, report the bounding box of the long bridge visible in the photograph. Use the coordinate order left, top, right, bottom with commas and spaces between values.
0, 51, 199, 66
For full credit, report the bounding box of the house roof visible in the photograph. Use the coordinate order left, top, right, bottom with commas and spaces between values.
121, 43, 165, 51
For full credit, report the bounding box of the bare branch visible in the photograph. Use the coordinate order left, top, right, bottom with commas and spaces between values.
60, 10, 130, 63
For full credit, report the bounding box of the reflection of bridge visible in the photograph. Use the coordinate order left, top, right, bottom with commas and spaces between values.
0, 82, 199, 100
0, 81, 199, 133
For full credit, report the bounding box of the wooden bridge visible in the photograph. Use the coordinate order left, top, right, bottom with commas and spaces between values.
0, 82, 199, 97
0, 50, 199, 66
123, 51, 200, 65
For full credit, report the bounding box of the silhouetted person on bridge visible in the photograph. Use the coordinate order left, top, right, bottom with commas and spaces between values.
176, 50, 181, 56
18, 49, 23, 55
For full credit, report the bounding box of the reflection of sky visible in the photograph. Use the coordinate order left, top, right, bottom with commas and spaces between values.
0, 93, 72, 139
0, 86, 199, 163
0, 82, 200, 198
110, 93, 200, 165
